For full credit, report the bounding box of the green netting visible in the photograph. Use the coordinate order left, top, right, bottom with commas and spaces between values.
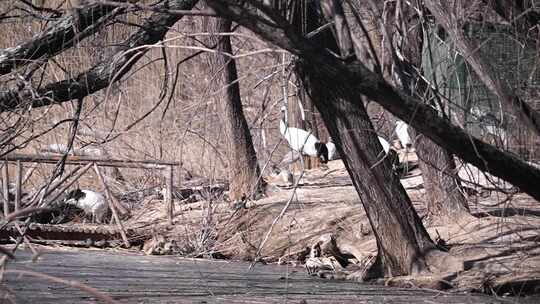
422, 23, 540, 158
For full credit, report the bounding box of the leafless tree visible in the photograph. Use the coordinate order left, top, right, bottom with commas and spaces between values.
203, 6, 263, 201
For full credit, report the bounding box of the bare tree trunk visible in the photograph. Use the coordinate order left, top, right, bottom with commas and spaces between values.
294, 1, 443, 277
395, 3, 471, 220
415, 134, 470, 219
205, 17, 263, 201
297, 63, 437, 278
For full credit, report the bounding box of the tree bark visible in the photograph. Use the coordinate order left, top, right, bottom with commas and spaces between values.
415, 134, 470, 219
297, 62, 435, 277
207, 0, 540, 202
294, 0, 439, 277
0, 2, 121, 75
390, 2, 471, 219
204, 17, 263, 201
343, 1, 470, 219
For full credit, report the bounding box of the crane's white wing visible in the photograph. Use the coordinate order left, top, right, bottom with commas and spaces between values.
395, 121, 411, 147
378, 136, 390, 154
282, 127, 320, 157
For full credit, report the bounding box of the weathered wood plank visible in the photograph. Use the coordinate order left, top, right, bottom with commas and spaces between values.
3, 153, 179, 169
3, 249, 534, 304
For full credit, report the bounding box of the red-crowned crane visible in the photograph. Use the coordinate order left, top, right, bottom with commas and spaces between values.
64, 189, 108, 223
395, 120, 412, 149
279, 106, 329, 163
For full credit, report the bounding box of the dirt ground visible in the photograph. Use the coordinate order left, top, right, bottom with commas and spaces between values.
125, 150, 540, 297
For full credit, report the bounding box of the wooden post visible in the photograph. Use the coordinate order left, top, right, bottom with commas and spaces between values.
93, 163, 130, 248
15, 160, 21, 212
2, 161, 9, 218
166, 165, 174, 225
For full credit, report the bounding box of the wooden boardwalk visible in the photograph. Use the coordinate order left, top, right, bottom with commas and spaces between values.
2, 249, 533, 303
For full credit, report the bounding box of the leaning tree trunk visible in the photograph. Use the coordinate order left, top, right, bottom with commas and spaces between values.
387, 2, 471, 221
295, 0, 439, 272
344, 0, 470, 221
297, 62, 437, 277
424, 0, 540, 137
296, 0, 441, 277
205, 17, 263, 201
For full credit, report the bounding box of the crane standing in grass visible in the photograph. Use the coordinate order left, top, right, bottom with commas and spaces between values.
279, 106, 329, 163
64, 189, 108, 224
278, 106, 400, 169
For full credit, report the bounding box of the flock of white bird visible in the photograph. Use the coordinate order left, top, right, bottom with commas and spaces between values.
51, 107, 413, 224
40, 105, 510, 225
51, 106, 507, 222
278, 105, 412, 167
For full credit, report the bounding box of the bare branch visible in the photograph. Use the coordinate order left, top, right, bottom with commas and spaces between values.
0, 0, 198, 112
91, 0, 218, 16
0, 2, 123, 75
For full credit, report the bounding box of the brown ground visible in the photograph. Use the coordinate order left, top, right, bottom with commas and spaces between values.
125, 150, 540, 296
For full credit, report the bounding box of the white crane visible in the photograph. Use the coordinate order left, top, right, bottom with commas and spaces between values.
324, 137, 386, 161
395, 120, 412, 149
377, 136, 391, 154
377, 135, 402, 171
279, 106, 329, 163
326, 139, 338, 161
64, 189, 108, 223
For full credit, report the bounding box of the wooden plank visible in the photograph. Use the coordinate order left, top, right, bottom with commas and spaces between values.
0, 223, 132, 245
5, 249, 516, 304
2, 160, 9, 217
3, 153, 179, 168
